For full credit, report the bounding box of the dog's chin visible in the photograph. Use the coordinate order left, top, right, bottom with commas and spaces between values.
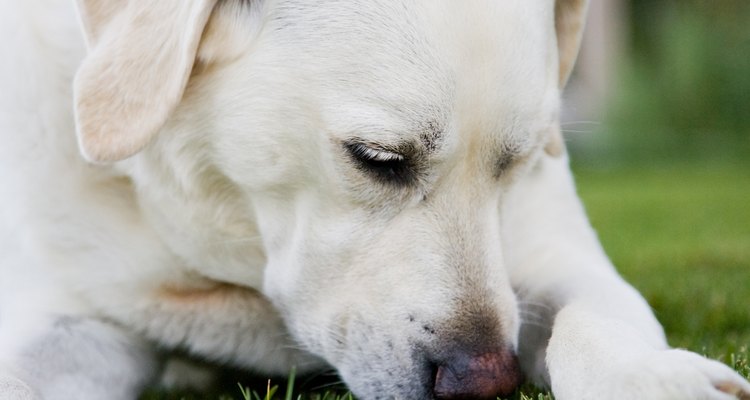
341, 368, 433, 400
333, 339, 523, 400
293, 312, 522, 400
333, 339, 436, 400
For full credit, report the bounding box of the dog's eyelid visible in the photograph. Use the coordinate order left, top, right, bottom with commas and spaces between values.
343, 140, 419, 185
344, 141, 408, 162
354, 144, 404, 162
492, 139, 531, 178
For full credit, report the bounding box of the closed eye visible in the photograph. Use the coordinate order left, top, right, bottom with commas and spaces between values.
344, 141, 415, 184
348, 143, 404, 163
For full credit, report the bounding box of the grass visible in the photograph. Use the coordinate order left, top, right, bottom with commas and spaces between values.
142, 160, 750, 399
574, 161, 750, 352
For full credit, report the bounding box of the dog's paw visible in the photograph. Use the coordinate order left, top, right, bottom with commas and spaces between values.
0, 373, 37, 400
585, 349, 750, 400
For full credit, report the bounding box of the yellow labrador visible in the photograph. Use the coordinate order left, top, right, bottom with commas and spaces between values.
1, 1, 749, 399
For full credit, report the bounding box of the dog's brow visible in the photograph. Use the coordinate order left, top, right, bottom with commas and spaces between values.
419, 119, 444, 153
345, 116, 446, 156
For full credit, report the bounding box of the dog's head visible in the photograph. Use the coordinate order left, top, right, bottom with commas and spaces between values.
73, 1, 587, 398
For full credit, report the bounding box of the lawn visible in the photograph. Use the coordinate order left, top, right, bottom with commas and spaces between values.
574, 161, 750, 353
143, 161, 750, 400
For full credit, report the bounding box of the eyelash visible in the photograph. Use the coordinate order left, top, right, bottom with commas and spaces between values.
348, 143, 404, 163
345, 142, 413, 184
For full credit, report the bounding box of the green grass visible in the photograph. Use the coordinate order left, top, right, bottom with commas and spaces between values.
143, 161, 750, 399
574, 161, 750, 352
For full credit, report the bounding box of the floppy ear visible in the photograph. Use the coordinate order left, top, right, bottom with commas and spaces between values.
73, 0, 218, 163
545, 0, 589, 157
555, 0, 589, 88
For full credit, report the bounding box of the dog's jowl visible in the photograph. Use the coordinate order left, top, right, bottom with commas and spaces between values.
1, 1, 749, 400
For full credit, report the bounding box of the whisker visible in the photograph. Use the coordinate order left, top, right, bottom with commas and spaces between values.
560, 120, 601, 126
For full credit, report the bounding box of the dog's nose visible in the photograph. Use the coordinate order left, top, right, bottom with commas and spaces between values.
432, 348, 522, 400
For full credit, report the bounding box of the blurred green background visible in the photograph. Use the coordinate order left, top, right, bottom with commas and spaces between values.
567, 0, 750, 166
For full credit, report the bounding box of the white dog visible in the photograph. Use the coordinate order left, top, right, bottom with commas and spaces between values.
1, 0, 748, 399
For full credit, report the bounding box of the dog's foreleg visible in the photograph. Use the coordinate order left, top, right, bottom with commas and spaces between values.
140, 282, 326, 376
504, 153, 750, 399
0, 316, 157, 400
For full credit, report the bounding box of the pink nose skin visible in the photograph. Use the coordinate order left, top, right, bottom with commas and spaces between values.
433, 349, 523, 400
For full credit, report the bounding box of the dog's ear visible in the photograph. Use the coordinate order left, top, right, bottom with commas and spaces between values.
545, 0, 589, 157
555, 0, 589, 88
73, 0, 218, 163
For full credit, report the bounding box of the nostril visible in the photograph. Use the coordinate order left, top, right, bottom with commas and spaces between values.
432, 349, 522, 400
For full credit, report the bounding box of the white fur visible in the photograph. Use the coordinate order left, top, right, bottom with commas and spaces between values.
1, 0, 749, 399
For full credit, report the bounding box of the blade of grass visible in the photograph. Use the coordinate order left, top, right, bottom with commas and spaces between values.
285, 366, 297, 400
